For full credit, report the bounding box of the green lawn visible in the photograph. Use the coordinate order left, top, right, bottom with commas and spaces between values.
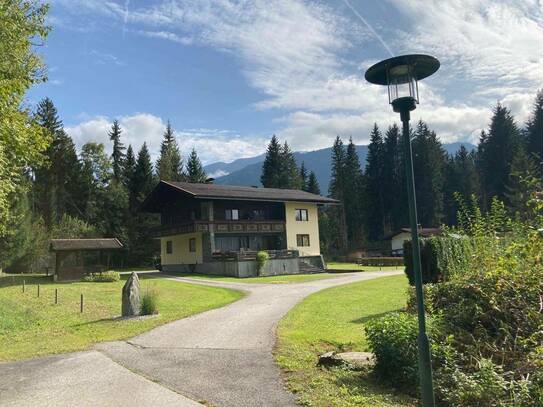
275, 275, 416, 407
327, 262, 404, 272
0, 273, 243, 362
164, 272, 342, 284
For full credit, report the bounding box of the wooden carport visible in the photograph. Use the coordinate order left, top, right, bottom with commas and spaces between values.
50, 238, 123, 281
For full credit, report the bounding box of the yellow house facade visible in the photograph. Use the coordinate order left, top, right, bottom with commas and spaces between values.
142, 181, 338, 277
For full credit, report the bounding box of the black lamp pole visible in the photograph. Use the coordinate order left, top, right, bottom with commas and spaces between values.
365, 54, 439, 407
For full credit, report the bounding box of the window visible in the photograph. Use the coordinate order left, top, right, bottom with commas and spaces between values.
189, 238, 196, 253
296, 234, 310, 247
166, 240, 173, 254
295, 209, 308, 221
225, 209, 239, 220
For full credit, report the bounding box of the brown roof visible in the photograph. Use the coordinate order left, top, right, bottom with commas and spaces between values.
50, 238, 124, 251
142, 181, 339, 212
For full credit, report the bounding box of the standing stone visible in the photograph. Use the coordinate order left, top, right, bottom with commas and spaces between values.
122, 272, 141, 316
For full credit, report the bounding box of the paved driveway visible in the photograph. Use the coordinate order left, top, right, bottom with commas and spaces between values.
0, 270, 402, 407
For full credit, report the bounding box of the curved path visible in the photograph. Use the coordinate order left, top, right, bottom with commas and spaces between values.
0, 271, 401, 407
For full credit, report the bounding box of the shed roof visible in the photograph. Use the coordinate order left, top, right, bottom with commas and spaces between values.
50, 238, 124, 251
141, 181, 339, 212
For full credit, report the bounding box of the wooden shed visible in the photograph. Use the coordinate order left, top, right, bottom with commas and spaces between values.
50, 238, 124, 281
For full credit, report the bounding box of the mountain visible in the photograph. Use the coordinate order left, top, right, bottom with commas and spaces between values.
206, 142, 476, 191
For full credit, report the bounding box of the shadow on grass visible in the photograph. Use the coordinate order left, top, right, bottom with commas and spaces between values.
350, 309, 402, 324
0, 274, 54, 288
331, 367, 417, 404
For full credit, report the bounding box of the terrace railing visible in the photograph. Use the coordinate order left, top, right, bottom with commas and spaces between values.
211, 249, 299, 262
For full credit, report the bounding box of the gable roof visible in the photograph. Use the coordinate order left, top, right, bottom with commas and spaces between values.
141, 181, 339, 212
50, 238, 124, 251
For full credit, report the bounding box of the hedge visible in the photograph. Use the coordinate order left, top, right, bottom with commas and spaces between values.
352, 257, 404, 267
403, 236, 474, 285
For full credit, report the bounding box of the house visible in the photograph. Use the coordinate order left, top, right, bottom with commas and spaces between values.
140, 181, 338, 277
389, 228, 442, 256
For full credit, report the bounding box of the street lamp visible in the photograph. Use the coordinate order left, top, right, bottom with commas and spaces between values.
365, 54, 440, 407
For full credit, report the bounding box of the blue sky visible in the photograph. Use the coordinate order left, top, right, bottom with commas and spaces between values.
30, 0, 543, 164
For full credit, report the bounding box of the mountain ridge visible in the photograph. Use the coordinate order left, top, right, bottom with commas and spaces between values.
204, 142, 476, 190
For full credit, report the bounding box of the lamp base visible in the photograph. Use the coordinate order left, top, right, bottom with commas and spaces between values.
392, 97, 417, 113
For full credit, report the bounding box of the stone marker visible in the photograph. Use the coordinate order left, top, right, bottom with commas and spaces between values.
317, 351, 375, 369
122, 272, 141, 316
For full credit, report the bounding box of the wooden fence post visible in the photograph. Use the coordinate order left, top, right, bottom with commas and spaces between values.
80, 294, 84, 313
37, 284, 40, 298
55, 288, 58, 304
22, 279, 25, 293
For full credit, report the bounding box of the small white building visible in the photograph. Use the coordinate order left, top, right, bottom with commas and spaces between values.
389, 228, 442, 256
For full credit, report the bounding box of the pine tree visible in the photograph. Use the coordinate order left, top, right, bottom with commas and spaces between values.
505, 148, 541, 220
411, 120, 446, 227
156, 121, 184, 181
306, 171, 320, 195
129, 143, 156, 210
109, 120, 125, 182
526, 90, 543, 164
34, 98, 83, 227
382, 123, 405, 233
327, 136, 348, 252
478, 104, 524, 205
123, 145, 136, 188
343, 137, 365, 245
443, 146, 480, 225
300, 162, 308, 191
278, 141, 302, 189
365, 124, 386, 240
186, 148, 207, 183
260, 135, 282, 188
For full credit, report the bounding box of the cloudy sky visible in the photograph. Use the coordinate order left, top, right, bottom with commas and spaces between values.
30, 0, 543, 164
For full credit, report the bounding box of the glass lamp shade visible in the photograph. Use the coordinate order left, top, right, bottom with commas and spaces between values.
387, 64, 419, 105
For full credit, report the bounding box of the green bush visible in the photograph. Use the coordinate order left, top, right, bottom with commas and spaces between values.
140, 289, 158, 315
82, 271, 120, 282
365, 312, 420, 392
403, 236, 475, 285
256, 251, 269, 275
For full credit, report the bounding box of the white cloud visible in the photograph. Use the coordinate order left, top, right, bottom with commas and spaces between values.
135, 30, 193, 45
66, 113, 266, 164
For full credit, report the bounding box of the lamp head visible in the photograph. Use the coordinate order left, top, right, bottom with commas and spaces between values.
365, 54, 440, 113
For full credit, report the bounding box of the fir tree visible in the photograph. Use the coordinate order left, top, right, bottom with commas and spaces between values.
130, 143, 156, 209
109, 120, 125, 182
123, 145, 136, 188
411, 120, 446, 227
34, 98, 83, 227
365, 124, 386, 240
327, 136, 348, 251
306, 171, 320, 195
343, 137, 365, 245
186, 148, 207, 183
278, 141, 302, 189
505, 148, 541, 220
526, 90, 543, 164
382, 123, 405, 232
156, 121, 183, 181
478, 104, 524, 205
260, 135, 282, 188
300, 162, 308, 191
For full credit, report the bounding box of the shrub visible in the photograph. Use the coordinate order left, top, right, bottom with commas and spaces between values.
403, 236, 475, 285
365, 312, 420, 392
353, 257, 404, 267
256, 251, 269, 275
140, 289, 158, 315
82, 271, 120, 282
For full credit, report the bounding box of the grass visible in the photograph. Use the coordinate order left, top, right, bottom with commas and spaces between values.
327, 262, 404, 272
275, 274, 416, 407
164, 272, 342, 284
0, 273, 243, 362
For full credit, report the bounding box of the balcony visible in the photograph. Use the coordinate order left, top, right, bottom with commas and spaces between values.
151, 220, 286, 238
211, 249, 298, 262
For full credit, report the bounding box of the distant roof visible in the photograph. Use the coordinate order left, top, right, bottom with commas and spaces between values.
50, 238, 124, 251
141, 181, 339, 212
388, 228, 442, 239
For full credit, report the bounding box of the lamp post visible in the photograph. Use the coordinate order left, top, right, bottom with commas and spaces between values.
365, 54, 440, 407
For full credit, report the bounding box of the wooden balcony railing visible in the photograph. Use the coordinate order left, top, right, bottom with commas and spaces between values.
151, 220, 286, 238
211, 249, 299, 262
